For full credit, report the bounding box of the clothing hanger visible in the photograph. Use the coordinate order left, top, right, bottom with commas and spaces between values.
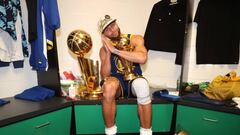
169, 0, 178, 5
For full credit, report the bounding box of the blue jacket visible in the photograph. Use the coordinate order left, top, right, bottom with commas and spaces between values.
30, 0, 60, 71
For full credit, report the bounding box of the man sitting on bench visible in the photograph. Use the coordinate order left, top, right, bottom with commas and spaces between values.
98, 15, 152, 135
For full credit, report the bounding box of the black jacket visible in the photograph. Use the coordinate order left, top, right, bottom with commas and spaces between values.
26, 0, 37, 42
144, 0, 187, 65
194, 0, 240, 64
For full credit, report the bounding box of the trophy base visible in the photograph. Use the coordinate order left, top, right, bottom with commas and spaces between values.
85, 94, 102, 100
80, 87, 102, 100
87, 87, 102, 100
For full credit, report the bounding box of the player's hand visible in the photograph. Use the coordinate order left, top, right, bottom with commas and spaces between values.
101, 35, 115, 53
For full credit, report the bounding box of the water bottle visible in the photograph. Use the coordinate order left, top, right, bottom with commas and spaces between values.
68, 84, 76, 99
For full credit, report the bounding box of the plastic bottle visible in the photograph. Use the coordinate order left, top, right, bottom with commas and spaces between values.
68, 84, 76, 99
176, 78, 180, 91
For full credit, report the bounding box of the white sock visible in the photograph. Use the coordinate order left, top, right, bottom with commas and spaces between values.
105, 125, 117, 135
140, 127, 152, 135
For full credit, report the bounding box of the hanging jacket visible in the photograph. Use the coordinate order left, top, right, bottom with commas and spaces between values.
25, 0, 37, 42
29, 0, 60, 71
194, 0, 240, 64
144, 0, 187, 65
0, 0, 28, 57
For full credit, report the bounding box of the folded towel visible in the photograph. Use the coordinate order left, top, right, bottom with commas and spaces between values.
15, 86, 55, 101
152, 89, 180, 101
152, 89, 169, 97
0, 99, 10, 106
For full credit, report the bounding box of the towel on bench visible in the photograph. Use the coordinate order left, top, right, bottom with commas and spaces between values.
0, 99, 10, 106
15, 86, 55, 101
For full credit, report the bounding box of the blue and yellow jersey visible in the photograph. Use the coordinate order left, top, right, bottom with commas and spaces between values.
110, 34, 142, 95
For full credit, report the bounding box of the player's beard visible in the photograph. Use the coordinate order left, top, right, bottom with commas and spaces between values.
107, 29, 121, 41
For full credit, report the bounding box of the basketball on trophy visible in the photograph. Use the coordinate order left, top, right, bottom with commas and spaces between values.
67, 30, 92, 57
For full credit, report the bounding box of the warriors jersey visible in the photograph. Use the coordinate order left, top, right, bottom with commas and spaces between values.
110, 34, 142, 95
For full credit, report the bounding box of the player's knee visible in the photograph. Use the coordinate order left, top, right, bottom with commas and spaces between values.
102, 77, 119, 100
131, 78, 151, 105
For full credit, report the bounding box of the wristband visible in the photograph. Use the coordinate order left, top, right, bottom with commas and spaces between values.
113, 48, 120, 55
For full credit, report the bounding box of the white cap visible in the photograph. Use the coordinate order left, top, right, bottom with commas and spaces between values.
97, 15, 116, 34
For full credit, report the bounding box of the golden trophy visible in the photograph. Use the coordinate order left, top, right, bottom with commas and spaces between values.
67, 30, 102, 99
112, 35, 137, 81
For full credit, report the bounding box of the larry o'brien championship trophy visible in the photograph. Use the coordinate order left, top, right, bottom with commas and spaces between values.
67, 30, 102, 99
112, 35, 137, 81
